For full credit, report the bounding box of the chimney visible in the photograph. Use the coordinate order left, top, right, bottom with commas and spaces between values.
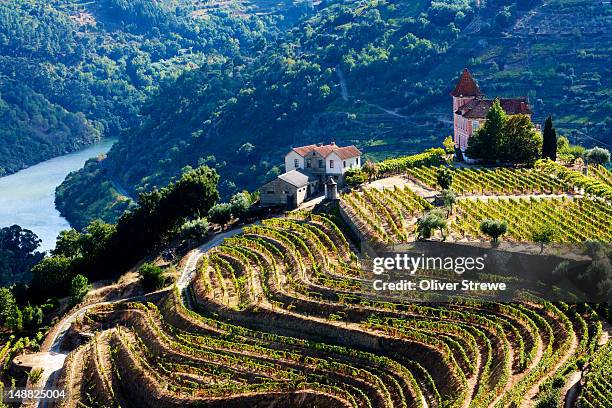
325, 176, 338, 201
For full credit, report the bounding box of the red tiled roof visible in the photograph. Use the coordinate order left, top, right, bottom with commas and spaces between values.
291, 143, 361, 159
459, 98, 532, 119
450, 68, 483, 97
292, 144, 318, 156
333, 146, 362, 159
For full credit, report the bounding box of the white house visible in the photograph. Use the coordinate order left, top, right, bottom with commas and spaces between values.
284, 142, 362, 178
261, 142, 362, 208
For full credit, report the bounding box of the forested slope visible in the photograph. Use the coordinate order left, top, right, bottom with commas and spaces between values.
56, 0, 612, 228
0, 0, 296, 174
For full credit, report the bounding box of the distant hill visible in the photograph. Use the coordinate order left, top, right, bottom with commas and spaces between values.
0, 0, 306, 174
53, 0, 612, 228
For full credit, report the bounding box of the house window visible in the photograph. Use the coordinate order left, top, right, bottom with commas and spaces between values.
343, 161, 346, 168
356, 157, 360, 165
472, 121, 479, 130
267, 190, 274, 194
329, 160, 334, 168
319, 159, 324, 168
306, 159, 311, 168
294, 158, 299, 168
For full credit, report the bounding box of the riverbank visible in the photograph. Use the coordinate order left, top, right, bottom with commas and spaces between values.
0, 140, 115, 251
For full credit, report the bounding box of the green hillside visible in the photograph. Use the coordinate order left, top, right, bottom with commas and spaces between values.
55, 0, 612, 228
0, 0, 301, 174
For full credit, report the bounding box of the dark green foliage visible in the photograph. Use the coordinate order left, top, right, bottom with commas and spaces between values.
502, 115, 542, 166
30, 255, 72, 295
466, 99, 507, 162
436, 167, 454, 190
30, 165, 219, 299
0, 80, 100, 176
479, 219, 508, 243
0, 0, 284, 174
69, 274, 89, 306
138, 263, 165, 291
0, 225, 44, 286
578, 241, 612, 301
22, 304, 43, 331
542, 116, 557, 161
467, 100, 541, 165
55, 158, 133, 230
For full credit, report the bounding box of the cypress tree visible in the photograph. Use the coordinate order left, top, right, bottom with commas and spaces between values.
542, 115, 557, 161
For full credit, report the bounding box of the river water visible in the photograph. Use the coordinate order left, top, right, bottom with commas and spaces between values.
0, 140, 115, 252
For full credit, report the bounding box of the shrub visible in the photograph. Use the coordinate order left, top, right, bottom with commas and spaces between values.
229, 192, 252, 220
416, 209, 447, 240
345, 169, 367, 187
437, 167, 454, 189
532, 224, 556, 253
584, 147, 610, 166
180, 218, 210, 241
69, 274, 90, 306
208, 203, 233, 229
138, 263, 165, 291
479, 219, 508, 243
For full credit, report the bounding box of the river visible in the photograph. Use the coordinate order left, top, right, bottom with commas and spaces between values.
0, 140, 115, 252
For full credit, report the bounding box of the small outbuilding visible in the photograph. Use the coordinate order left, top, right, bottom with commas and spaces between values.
259, 169, 319, 209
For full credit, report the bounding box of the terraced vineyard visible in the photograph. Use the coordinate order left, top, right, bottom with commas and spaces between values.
54, 213, 608, 407
580, 342, 612, 406
452, 196, 612, 243
341, 186, 433, 244
406, 167, 573, 196
341, 165, 612, 245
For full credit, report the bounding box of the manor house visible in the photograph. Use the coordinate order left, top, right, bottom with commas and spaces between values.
452, 69, 533, 155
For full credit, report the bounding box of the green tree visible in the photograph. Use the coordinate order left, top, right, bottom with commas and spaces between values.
69, 274, 90, 306
542, 116, 557, 161
502, 115, 542, 166
466, 99, 507, 161
0, 288, 16, 325
30, 255, 72, 295
208, 203, 233, 229
479, 219, 508, 243
416, 209, 447, 240
53, 229, 83, 258
532, 224, 556, 253
0, 225, 44, 286
584, 147, 610, 166
6, 305, 22, 332
437, 167, 454, 190
138, 263, 165, 291
22, 305, 43, 331
440, 189, 456, 215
